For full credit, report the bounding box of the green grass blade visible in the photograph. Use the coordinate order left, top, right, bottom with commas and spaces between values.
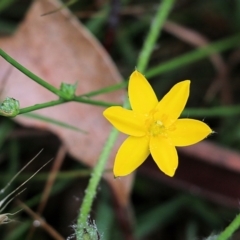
146, 33, 240, 78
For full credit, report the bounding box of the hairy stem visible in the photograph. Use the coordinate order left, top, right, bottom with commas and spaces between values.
75, 0, 176, 238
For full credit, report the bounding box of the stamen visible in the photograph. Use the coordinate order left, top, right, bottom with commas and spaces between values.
149, 120, 165, 137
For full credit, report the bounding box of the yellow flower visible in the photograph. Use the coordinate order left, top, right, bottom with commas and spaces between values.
103, 70, 212, 177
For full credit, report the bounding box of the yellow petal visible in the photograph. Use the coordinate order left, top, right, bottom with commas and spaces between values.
103, 106, 146, 136
168, 119, 212, 146
129, 70, 158, 114
155, 80, 190, 127
150, 137, 178, 177
114, 136, 150, 177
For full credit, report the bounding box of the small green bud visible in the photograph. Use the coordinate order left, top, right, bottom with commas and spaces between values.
60, 82, 77, 100
0, 97, 20, 117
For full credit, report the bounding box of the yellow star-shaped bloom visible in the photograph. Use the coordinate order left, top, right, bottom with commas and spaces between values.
103, 70, 213, 177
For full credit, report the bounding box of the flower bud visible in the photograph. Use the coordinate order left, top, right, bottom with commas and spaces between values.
0, 97, 20, 117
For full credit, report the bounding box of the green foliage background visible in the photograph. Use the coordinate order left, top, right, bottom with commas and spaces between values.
1, 0, 240, 239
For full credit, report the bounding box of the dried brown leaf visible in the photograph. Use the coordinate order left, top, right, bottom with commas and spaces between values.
0, 0, 133, 208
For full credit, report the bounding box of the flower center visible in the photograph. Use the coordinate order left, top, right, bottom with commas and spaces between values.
148, 120, 166, 137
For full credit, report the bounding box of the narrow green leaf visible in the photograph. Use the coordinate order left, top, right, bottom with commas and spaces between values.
146, 33, 240, 78
22, 113, 87, 133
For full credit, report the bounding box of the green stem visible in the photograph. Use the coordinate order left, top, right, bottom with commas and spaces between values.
73, 96, 119, 107
79, 82, 126, 98
137, 0, 175, 73
19, 99, 66, 114
216, 213, 240, 240
0, 49, 66, 98
76, 127, 119, 237
18, 97, 118, 115
76, 0, 175, 238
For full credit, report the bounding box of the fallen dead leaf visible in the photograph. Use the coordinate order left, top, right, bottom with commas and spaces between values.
0, 0, 133, 211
